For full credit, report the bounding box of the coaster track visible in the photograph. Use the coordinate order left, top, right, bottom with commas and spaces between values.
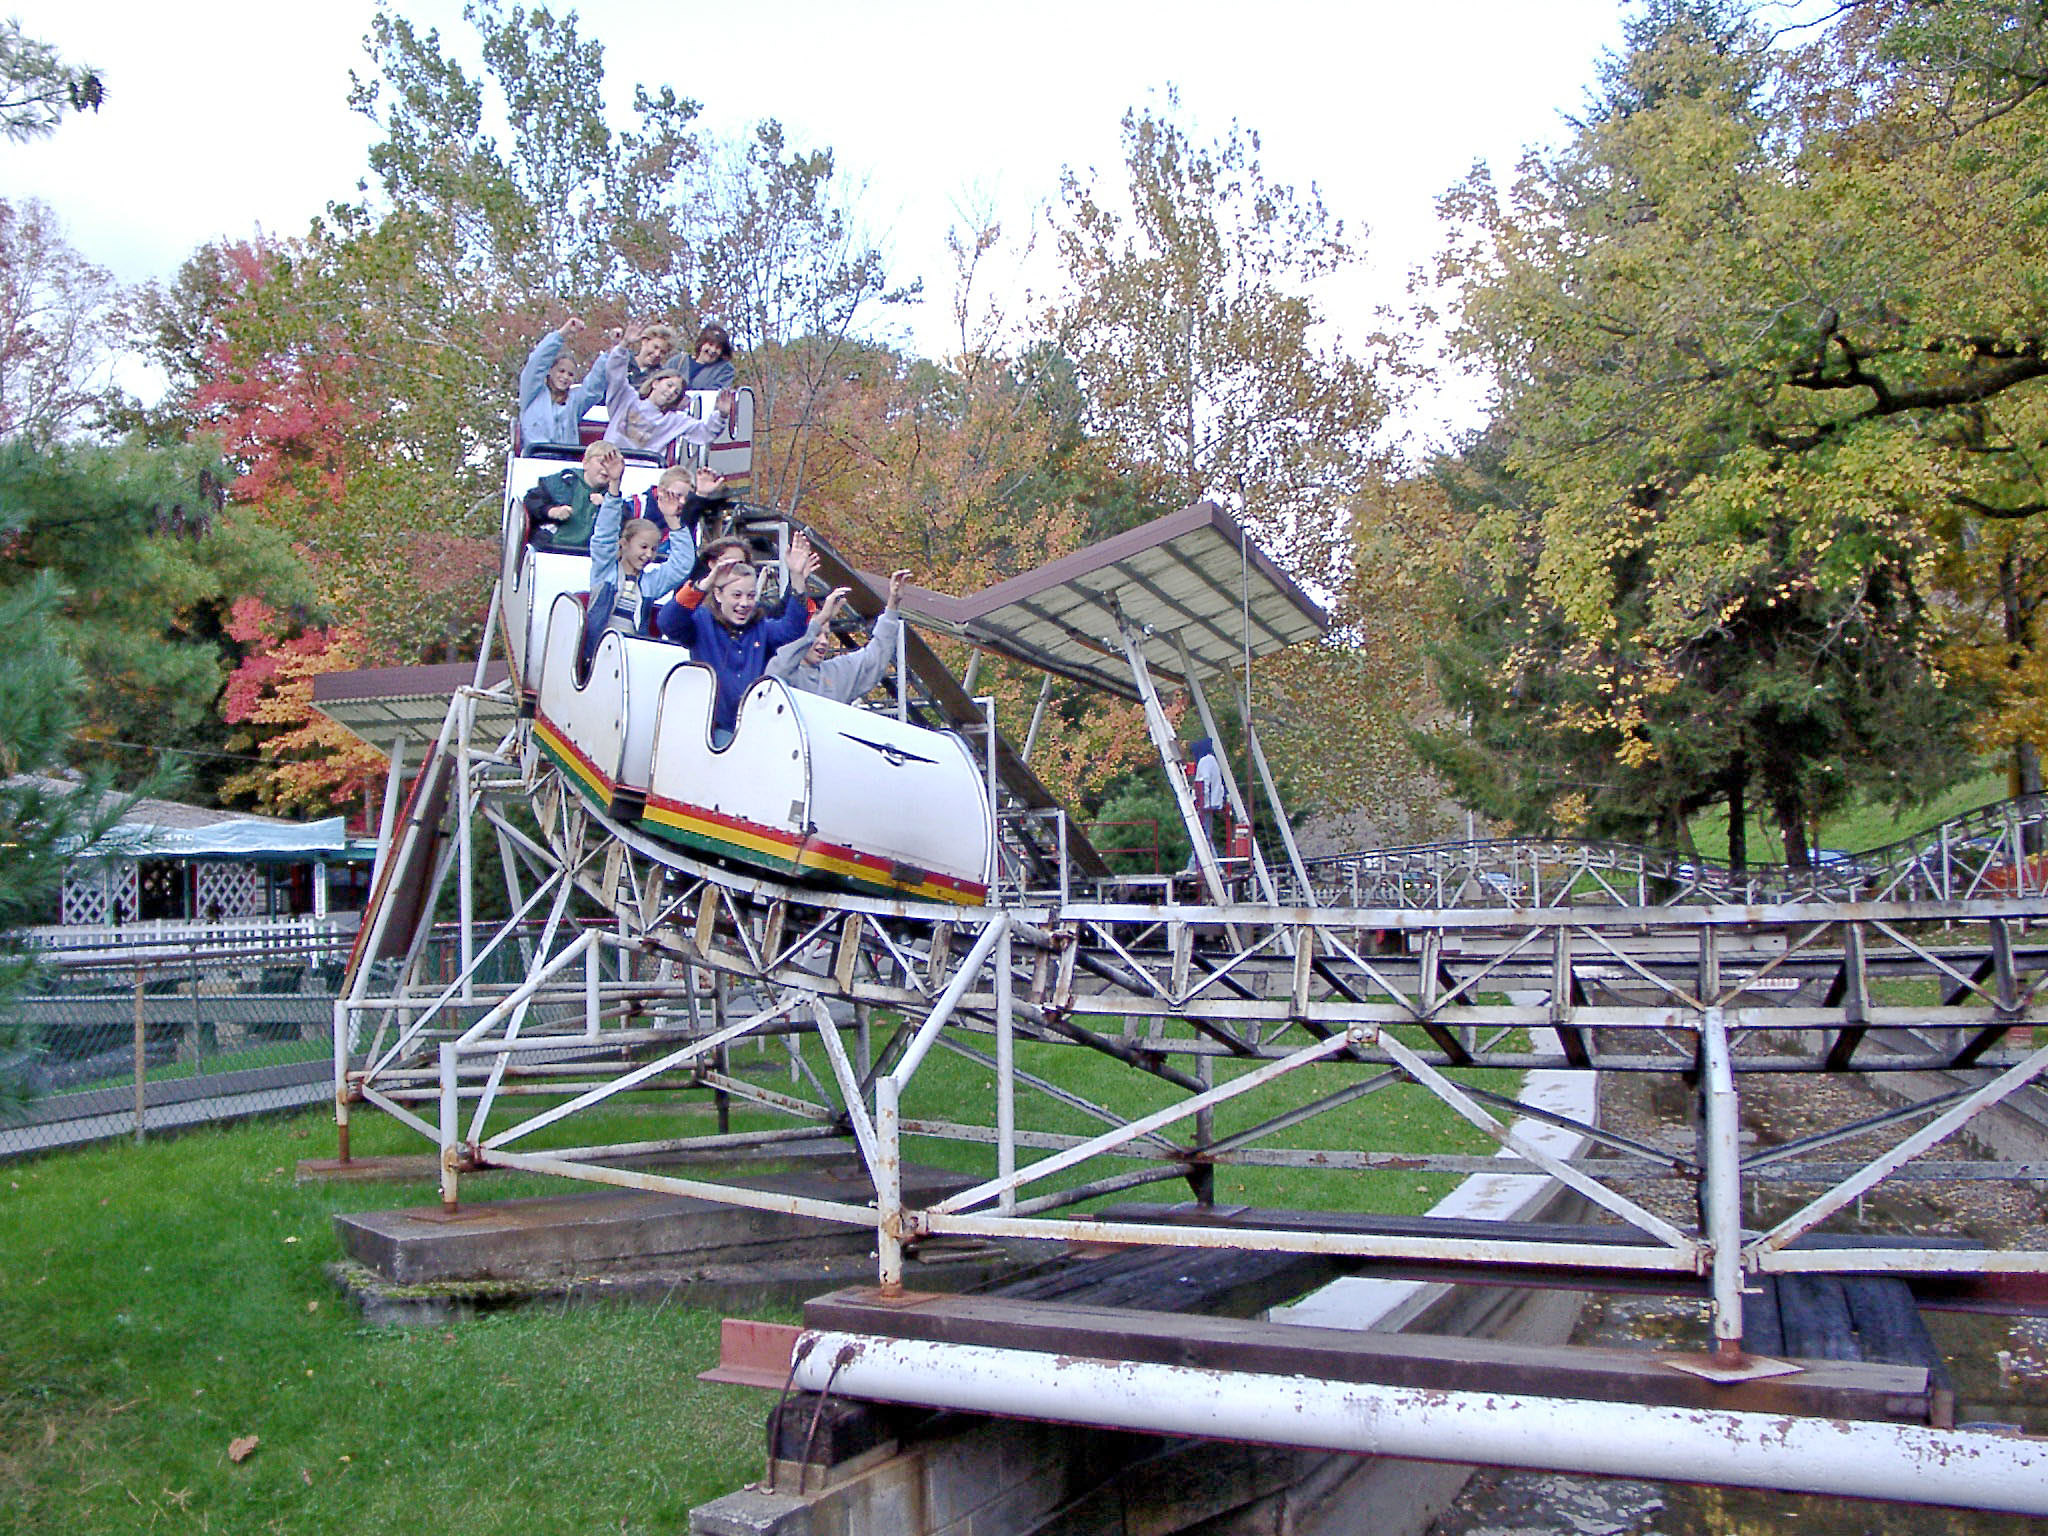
335, 672, 2048, 1371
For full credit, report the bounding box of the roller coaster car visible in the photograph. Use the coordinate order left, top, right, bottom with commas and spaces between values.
502, 412, 995, 906
527, 593, 994, 905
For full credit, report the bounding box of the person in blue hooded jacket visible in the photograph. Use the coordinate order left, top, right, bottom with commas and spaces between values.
579, 459, 695, 676
517, 317, 606, 448
656, 533, 819, 743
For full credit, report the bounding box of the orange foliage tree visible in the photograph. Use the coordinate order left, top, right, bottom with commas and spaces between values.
217, 598, 386, 816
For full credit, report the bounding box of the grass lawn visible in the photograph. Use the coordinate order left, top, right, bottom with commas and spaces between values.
1686, 766, 2008, 864
0, 1023, 1522, 1534
0, 1109, 783, 1536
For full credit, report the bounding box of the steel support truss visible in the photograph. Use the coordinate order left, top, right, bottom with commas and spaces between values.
335, 685, 2048, 1363
1302, 793, 2048, 910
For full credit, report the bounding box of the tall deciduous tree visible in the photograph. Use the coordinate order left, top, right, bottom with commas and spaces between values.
348, 0, 699, 305
1425, 0, 2018, 861
696, 121, 917, 516
0, 199, 124, 442
1049, 97, 1392, 590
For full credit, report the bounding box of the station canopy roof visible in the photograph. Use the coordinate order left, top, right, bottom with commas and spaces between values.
895, 501, 1325, 699
311, 662, 516, 756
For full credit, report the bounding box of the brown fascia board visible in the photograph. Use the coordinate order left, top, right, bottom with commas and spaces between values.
311, 661, 511, 706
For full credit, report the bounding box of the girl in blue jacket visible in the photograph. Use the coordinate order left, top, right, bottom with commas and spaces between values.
656, 533, 820, 744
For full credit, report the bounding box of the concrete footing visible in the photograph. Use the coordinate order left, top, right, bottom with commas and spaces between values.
331, 1162, 972, 1285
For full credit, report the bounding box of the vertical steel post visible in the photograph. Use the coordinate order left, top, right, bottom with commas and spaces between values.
876, 1075, 904, 1288
1702, 1007, 1746, 1357
332, 994, 352, 1162
895, 618, 908, 723
996, 923, 1016, 1214
1190, 1051, 1216, 1204
584, 932, 600, 1038
132, 965, 146, 1145
978, 696, 998, 839
458, 693, 475, 1005
438, 1040, 462, 1214
712, 975, 730, 1133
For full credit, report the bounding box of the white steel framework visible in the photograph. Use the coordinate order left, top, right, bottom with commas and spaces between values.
319, 503, 2048, 1513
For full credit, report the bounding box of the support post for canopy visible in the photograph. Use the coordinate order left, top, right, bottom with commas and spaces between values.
1022, 673, 1053, 764
1175, 635, 1280, 908
1118, 621, 1228, 904
1237, 672, 1316, 901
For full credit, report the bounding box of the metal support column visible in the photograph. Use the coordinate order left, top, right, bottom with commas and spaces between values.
1702, 1008, 1746, 1357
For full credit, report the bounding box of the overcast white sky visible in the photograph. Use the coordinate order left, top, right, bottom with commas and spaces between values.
0, 0, 1636, 448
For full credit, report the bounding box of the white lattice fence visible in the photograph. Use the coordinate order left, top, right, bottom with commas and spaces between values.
193, 861, 261, 920
61, 861, 137, 926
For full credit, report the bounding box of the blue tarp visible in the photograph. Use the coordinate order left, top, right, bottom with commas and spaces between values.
85, 817, 352, 861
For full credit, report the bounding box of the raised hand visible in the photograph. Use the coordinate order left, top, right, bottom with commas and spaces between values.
887, 568, 911, 611
560, 316, 586, 340
818, 586, 852, 625
787, 531, 820, 585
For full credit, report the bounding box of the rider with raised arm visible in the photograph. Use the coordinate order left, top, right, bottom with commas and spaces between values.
517, 315, 605, 448
765, 569, 911, 705
657, 532, 821, 744
602, 321, 735, 458
581, 455, 695, 673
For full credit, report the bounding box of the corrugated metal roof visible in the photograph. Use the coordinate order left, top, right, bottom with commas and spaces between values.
310, 663, 515, 754
897, 501, 1325, 698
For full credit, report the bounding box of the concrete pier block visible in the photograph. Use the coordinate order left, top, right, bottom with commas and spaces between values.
334, 1162, 971, 1284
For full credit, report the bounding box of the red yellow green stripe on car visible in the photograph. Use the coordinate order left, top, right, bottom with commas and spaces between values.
641, 793, 986, 906
533, 713, 616, 808
535, 711, 987, 906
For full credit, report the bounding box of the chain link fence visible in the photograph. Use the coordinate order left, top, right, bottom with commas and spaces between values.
0, 932, 355, 1159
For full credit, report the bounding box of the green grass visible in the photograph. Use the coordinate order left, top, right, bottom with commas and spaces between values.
895, 1020, 1517, 1216
1686, 766, 2007, 864
0, 1025, 1525, 1533
0, 1110, 787, 1535
48, 1036, 333, 1097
